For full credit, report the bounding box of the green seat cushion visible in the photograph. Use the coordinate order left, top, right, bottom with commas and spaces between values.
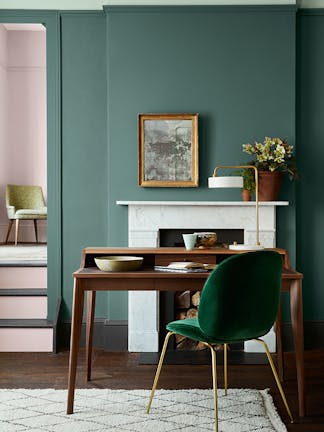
15, 208, 47, 219
166, 317, 264, 344
166, 318, 221, 344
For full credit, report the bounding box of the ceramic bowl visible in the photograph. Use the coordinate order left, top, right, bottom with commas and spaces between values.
194, 232, 217, 248
94, 256, 143, 272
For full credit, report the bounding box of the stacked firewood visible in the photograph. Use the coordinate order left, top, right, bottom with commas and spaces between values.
174, 290, 206, 350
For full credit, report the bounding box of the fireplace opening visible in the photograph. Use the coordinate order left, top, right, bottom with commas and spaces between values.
159, 228, 244, 248
159, 228, 244, 354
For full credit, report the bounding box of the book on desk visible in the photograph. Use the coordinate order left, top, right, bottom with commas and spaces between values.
154, 261, 217, 273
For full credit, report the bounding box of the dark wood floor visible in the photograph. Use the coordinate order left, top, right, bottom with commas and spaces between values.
0, 348, 323, 431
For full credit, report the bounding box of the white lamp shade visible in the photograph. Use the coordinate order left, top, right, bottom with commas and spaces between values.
208, 176, 243, 188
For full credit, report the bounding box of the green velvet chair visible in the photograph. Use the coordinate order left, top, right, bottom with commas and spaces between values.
5, 184, 47, 246
147, 251, 293, 432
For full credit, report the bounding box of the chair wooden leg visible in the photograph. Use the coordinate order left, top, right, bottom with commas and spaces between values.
5, 220, 13, 244
15, 219, 19, 246
204, 343, 219, 432
146, 331, 174, 414
276, 299, 284, 381
33, 220, 38, 243
224, 343, 228, 396
254, 338, 293, 423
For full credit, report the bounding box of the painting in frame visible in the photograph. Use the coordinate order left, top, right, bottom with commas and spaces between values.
138, 113, 199, 187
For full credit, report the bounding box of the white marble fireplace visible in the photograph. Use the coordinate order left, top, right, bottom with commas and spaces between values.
117, 200, 288, 353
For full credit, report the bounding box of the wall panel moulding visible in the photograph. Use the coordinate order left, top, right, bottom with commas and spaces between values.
104, 1, 297, 5
3, 1, 324, 9
12, 0, 324, 10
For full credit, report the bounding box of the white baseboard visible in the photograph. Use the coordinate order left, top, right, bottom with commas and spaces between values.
0, 221, 47, 244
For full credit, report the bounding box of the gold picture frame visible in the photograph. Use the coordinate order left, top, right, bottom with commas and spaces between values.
138, 113, 198, 187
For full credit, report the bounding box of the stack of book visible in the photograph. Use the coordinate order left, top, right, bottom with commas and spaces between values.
154, 261, 217, 273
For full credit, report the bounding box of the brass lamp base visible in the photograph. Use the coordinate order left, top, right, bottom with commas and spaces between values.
229, 244, 265, 251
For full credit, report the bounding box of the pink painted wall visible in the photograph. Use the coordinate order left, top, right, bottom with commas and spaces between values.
0, 26, 46, 229
0, 296, 47, 319
0, 25, 8, 216
0, 328, 53, 352
0, 266, 47, 288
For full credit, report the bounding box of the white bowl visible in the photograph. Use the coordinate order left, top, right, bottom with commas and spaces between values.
94, 255, 143, 272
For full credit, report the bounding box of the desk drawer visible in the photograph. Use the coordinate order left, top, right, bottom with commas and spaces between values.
155, 254, 216, 266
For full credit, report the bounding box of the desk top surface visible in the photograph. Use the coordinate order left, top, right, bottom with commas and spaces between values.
74, 266, 302, 279
82, 246, 288, 255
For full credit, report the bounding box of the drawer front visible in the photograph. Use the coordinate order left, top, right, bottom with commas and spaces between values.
155, 254, 216, 266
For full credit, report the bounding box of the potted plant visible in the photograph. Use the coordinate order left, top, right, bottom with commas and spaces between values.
242, 137, 297, 201
235, 167, 256, 201
242, 167, 256, 201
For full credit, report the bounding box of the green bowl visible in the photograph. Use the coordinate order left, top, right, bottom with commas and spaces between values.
94, 255, 143, 272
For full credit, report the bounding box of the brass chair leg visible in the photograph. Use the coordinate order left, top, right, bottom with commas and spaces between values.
5, 220, 13, 244
34, 220, 38, 243
204, 343, 219, 432
254, 338, 294, 423
15, 219, 19, 246
224, 343, 228, 396
146, 331, 174, 414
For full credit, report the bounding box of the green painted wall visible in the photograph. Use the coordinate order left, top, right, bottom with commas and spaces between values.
106, 6, 296, 320
297, 9, 324, 320
61, 12, 108, 319
1, 6, 308, 326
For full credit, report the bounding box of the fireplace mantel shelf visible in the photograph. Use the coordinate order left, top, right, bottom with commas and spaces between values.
117, 200, 289, 206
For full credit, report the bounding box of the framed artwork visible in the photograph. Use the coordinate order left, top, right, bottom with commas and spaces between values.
138, 113, 198, 187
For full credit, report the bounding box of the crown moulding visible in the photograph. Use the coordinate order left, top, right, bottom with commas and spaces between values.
104, 0, 296, 4
0, 0, 323, 10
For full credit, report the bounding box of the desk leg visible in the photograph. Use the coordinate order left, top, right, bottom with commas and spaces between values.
276, 299, 284, 381
290, 279, 305, 417
67, 279, 84, 415
86, 290, 96, 381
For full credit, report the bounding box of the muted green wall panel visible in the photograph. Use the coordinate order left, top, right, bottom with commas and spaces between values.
0, 7, 300, 324
106, 7, 296, 320
61, 12, 108, 319
297, 11, 324, 320
106, 7, 296, 321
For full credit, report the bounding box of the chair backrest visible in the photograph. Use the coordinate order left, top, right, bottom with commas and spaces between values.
198, 250, 282, 343
6, 184, 46, 210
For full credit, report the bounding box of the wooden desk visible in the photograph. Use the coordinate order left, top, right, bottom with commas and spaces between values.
67, 247, 304, 417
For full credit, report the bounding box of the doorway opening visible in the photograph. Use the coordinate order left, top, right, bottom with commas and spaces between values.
0, 23, 47, 265
0, 23, 49, 352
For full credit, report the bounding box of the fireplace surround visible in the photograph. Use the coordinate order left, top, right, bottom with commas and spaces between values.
117, 200, 288, 353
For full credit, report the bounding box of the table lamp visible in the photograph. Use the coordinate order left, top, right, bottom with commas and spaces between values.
208, 165, 264, 250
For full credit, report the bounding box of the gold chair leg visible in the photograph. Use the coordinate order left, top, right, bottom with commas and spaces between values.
34, 220, 38, 243
224, 343, 228, 396
5, 220, 13, 244
254, 338, 294, 423
204, 343, 219, 432
146, 331, 174, 414
15, 219, 19, 246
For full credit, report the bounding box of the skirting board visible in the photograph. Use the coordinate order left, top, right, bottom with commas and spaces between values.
59, 319, 128, 352
59, 319, 324, 353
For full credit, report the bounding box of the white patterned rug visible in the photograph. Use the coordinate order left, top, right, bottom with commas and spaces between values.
0, 388, 287, 432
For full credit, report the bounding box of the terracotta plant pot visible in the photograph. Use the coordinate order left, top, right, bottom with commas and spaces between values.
258, 171, 283, 201
242, 189, 251, 202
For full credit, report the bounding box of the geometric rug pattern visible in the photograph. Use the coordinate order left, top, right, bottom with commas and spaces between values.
0, 388, 287, 432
